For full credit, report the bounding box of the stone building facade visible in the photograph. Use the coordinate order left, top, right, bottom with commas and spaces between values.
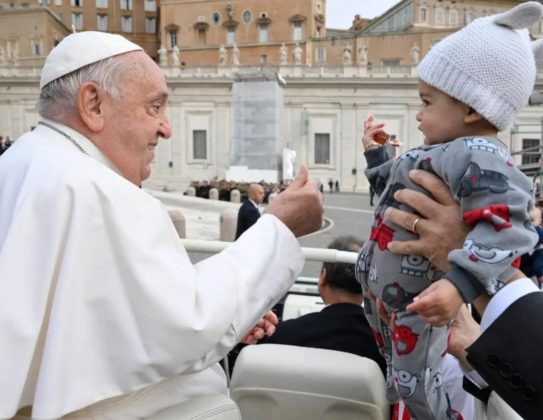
0, 5, 69, 67
159, 0, 541, 69
3, 0, 536, 69
0, 0, 159, 58
0, 0, 542, 191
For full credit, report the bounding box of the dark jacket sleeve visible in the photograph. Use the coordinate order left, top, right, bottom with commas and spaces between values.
466, 291, 543, 420
235, 202, 261, 239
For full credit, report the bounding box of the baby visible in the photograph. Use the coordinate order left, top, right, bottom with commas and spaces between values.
356, 2, 543, 419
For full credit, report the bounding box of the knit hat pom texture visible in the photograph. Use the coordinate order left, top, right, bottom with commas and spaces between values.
417, 1, 543, 131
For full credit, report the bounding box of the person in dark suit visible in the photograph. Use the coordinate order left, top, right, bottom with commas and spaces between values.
235, 183, 264, 240
462, 283, 542, 420
258, 235, 386, 375
384, 168, 543, 420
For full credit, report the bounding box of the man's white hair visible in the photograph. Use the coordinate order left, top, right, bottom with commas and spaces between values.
38, 55, 127, 121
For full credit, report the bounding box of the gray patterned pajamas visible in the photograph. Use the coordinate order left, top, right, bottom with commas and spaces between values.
356, 136, 537, 419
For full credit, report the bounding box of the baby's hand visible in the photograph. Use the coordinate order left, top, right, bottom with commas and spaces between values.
406, 279, 463, 327
362, 115, 386, 151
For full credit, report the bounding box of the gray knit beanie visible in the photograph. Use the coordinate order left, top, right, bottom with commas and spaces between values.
418, 1, 543, 131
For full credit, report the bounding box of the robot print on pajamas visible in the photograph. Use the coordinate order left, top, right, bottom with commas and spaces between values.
459, 162, 512, 197
463, 239, 517, 264
397, 148, 423, 163
392, 320, 418, 356
399, 255, 443, 281
463, 205, 512, 232
463, 137, 514, 167
429, 369, 443, 396
369, 213, 396, 251
381, 283, 417, 311
393, 368, 419, 399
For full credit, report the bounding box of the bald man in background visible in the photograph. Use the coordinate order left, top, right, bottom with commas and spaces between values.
235, 183, 265, 239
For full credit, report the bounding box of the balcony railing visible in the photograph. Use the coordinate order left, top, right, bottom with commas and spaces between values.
181, 239, 358, 264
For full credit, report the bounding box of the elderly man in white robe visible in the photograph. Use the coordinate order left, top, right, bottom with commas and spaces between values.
0, 32, 323, 419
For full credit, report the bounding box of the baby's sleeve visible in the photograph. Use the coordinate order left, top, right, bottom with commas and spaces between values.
427, 138, 538, 302
364, 147, 394, 196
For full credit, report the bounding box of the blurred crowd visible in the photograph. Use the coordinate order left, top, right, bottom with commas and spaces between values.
188, 178, 289, 203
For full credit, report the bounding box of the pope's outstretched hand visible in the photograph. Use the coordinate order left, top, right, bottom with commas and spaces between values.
266, 165, 323, 237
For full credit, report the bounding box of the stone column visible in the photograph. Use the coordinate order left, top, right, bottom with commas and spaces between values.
209, 188, 219, 200
168, 208, 186, 238
230, 189, 241, 203
220, 208, 238, 241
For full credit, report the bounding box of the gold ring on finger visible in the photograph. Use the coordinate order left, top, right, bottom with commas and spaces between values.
411, 217, 421, 234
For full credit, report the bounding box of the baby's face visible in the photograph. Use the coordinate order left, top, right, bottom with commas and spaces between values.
416, 81, 470, 145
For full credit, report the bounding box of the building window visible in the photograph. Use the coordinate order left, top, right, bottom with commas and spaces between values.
314, 133, 330, 164
54, 0, 62, 4
226, 27, 236, 44
212, 11, 221, 25
121, 16, 132, 32
6, 39, 18, 60
72, 12, 83, 30
242, 10, 251, 24
259, 25, 268, 42
167, 30, 177, 48
436, 8, 444, 25
70, 0, 83, 6
449, 9, 458, 26
260, 54, 268, 64
32, 40, 42, 56
120, 0, 132, 11
465, 12, 475, 24
145, 17, 156, 33
96, 0, 107, 7
293, 22, 303, 41
316, 47, 325, 63
315, 27, 321, 38
420, 7, 428, 23
522, 139, 540, 165
97, 14, 108, 31
198, 29, 206, 45
144, 0, 156, 12
193, 130, 207, 160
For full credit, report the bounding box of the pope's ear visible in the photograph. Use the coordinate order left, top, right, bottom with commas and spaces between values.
464, 107, 484, 125
78, 82, 105, 132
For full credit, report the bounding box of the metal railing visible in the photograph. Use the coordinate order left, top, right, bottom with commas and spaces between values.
181, 239, 358, 264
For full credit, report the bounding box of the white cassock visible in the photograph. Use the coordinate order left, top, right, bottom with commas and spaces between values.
0, 122, 304, 419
